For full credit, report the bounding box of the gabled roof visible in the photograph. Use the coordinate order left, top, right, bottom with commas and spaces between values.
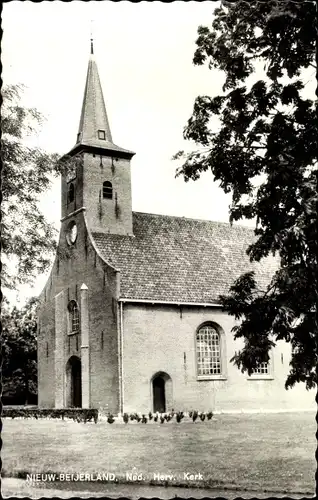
92, 212, 277, 304
69, 41, 134, 159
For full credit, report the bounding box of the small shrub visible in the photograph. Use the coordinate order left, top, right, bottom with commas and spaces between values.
2, 407, 98, 423
160, 415, 165, 424
154, 414, 158, 422
192, 410, 198, 422
207, 411, 213, 420
176, 412, 182, 423
189, 410, 193, 418
123, 413, 129, 424
148, 411, 153, 420
142, 415, 147, 424
129, 414, 135, 421
107, 414, 115, 424
199, 412, 206, 421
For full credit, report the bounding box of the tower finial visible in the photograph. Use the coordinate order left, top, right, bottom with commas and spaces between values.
90, 19, 94, 55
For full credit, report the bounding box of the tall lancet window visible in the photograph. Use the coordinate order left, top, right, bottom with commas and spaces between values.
68, 183, 75, 204
68, 301, 80, 335
103, 181, 113, 199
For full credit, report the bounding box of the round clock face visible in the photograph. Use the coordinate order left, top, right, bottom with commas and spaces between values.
66, 221, 77, 245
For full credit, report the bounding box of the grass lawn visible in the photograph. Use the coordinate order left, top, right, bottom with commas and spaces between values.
2, 412, 316, 494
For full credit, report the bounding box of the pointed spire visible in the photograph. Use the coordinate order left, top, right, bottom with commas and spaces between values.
72, 38, 135, 159
76, 40, 113, 146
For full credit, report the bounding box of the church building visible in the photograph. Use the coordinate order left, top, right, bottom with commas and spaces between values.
37, 42, 315, 414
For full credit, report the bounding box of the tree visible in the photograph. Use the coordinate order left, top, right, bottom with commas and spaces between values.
2, 297, 38, 405
1, 84, 75, 292
175, 0, 317, 389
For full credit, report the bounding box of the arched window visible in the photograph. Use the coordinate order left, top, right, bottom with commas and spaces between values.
68, 182, 75, 203
103, 181, 113, 199
196, 324, 221, 377
68, 301, 79, 334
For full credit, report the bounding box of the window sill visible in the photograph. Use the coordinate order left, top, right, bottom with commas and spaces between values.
247, 376, 274, 380
67, 331, 79, 336
197, 375, 227, 381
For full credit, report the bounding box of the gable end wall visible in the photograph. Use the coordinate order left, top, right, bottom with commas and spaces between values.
37, 211, 120, 412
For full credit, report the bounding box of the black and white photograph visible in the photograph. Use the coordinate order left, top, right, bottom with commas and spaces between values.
1, 1, 317, 498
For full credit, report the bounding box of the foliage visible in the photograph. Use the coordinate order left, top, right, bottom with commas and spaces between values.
1, 408, 214, 424
192, 410, 199, 422
175, 0, 317, 389
107, 410, 212, 424
107, 414, 115, 424
2, 297, 38, 404
2, 407, 98, 423
1, 84, 77, 292
176, 411, 185, 423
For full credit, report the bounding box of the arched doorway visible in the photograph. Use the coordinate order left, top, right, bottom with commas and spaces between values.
66, 356, 82, 408
152, 372, 172, 413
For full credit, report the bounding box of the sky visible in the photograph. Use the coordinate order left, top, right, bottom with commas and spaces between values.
2, 1, 257, 304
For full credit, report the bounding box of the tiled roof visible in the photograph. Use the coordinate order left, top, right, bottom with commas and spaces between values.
92, 212, 277, 304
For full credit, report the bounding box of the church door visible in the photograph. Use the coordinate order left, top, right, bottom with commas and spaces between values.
153, 375, 166, 413
72, 357, 82, 407
66, 356, 82, 408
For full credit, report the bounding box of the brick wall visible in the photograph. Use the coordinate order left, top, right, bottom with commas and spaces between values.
122, 303, 316, 413
39, 146, 135, 412
39, 148, 315, 414
66, 153, 133, 235
37, 208, 120, 413
37, 299, 55, 408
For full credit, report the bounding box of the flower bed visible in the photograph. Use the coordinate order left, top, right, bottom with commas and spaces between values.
101, 410, 214, 424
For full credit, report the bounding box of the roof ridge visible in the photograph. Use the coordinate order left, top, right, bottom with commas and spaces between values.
132, 211, 255, 230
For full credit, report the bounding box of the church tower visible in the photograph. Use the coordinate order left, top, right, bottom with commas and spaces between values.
61, 39, 135, 235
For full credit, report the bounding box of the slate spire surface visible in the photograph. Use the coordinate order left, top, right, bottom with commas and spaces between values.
76, 38, 113, 147
74, 39, 134, 157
